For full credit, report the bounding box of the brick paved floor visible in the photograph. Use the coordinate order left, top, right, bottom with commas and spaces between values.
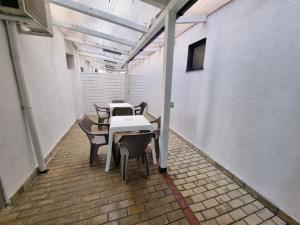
0, 117, 288, 225
167, 134, 287, 225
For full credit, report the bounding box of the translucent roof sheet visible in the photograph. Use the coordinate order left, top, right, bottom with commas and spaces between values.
51, 0, 161, 47
50, 0, 232, 71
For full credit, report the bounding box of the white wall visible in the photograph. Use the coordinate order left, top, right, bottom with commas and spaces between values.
0, 22, 82, 199
129, 0, 300, 221
0, 21, 36, 201
19, 27, 82, 157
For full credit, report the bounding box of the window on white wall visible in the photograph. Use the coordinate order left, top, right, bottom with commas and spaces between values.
186, 38, 206, 71
66, 53, 74, 69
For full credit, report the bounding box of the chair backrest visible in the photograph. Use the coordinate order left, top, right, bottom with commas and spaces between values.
77, 116, 94, 139
139, 102, 147, 114
112, 100, 125, 103
151, 116, 161, 131
119, 133, 153, 158
113, 107, 133, 116
93, 102, 100, 110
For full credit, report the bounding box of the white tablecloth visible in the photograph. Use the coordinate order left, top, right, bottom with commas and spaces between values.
105, 115, 157, 172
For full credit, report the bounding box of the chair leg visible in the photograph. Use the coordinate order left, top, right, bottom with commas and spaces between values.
91, 145, 99, 166
89, 144, 94, 166
155, 138, 160, 160
141, 154, 145, 164
124, 154, 129, 183
120, 154, 124, 181
144, 152, 149, 177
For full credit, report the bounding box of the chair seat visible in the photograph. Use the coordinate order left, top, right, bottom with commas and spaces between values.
91, 126, 108, 132
91, 136, 106, 144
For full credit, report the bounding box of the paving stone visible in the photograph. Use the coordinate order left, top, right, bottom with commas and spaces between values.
166, 209, 185, 222
195, 212, 205, 222
127, 205, 145, 215
202, 208, 219, 220
244, 214, 263, 225
215, 214, 234, 225
204, 190, 218, 199
261, 219, 278, 225
149, 215, 168, 225
80, 208, 100, 220
109, 208, 127, 221
242, 203, 260, 215
181, 189, 194, 197
201, 219, 219, 225
203, 198, 219, 208
229, 208, 247, 221
256, 208, 274, 221
272, 216, 287, 225
183, 182, 196, 190
88, 214, 108, 225
228, 198, 244, 209
215, 203, 232, 214
240, 194, 255, 204
191, 193, 206, 203
232, 220, 248, 225
190, 202, 206, 212
215, 194, 231, 204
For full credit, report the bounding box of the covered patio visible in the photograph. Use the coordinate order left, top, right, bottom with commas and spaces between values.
0, 0, 300, 225
0, 117, 286, 225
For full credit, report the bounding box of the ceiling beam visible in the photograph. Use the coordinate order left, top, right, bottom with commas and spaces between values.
79, 48, 126, 60
83, 57, 121, 67
124, 0, 192, 65
139, 0, 169, 9
79, 51, 124, 63
51, 0, 149, 33
79, 50, 125, 62
64, 36, 130, 55
84, 59, 122, 70
53, 19, 136, 47
176, 16, 207, 24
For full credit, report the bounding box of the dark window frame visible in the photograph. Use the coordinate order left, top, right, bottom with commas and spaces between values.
186, 38, 206, 72
66, 53, 75, 70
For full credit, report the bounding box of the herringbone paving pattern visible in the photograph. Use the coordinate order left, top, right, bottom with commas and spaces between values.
0, 118, 288, 225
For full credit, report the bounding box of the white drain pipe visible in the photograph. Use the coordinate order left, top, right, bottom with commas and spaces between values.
5, 21, 48, 173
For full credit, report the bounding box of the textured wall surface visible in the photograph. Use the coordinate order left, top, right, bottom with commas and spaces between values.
0, 21, 36, 199
19, 27, 82, 157
0, 24, 82, 199
129, 0, 300, 221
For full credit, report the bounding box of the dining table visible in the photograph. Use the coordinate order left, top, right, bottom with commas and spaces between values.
105, 115, 157, 172
109, 103, 134, 116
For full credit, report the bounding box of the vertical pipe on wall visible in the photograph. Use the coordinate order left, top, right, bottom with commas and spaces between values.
159, 9, 176, 173
5, 21, 48, 173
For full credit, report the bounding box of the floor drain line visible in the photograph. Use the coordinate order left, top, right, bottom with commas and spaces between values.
163, 173, 201, 225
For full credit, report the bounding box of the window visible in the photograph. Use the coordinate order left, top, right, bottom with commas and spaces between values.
186, 38, 206, 72
66, 53, 74, 69
0, 0, 19, 9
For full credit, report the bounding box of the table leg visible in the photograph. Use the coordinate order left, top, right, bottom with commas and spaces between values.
105, 130, 113, 172
151, 138, 157, 165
